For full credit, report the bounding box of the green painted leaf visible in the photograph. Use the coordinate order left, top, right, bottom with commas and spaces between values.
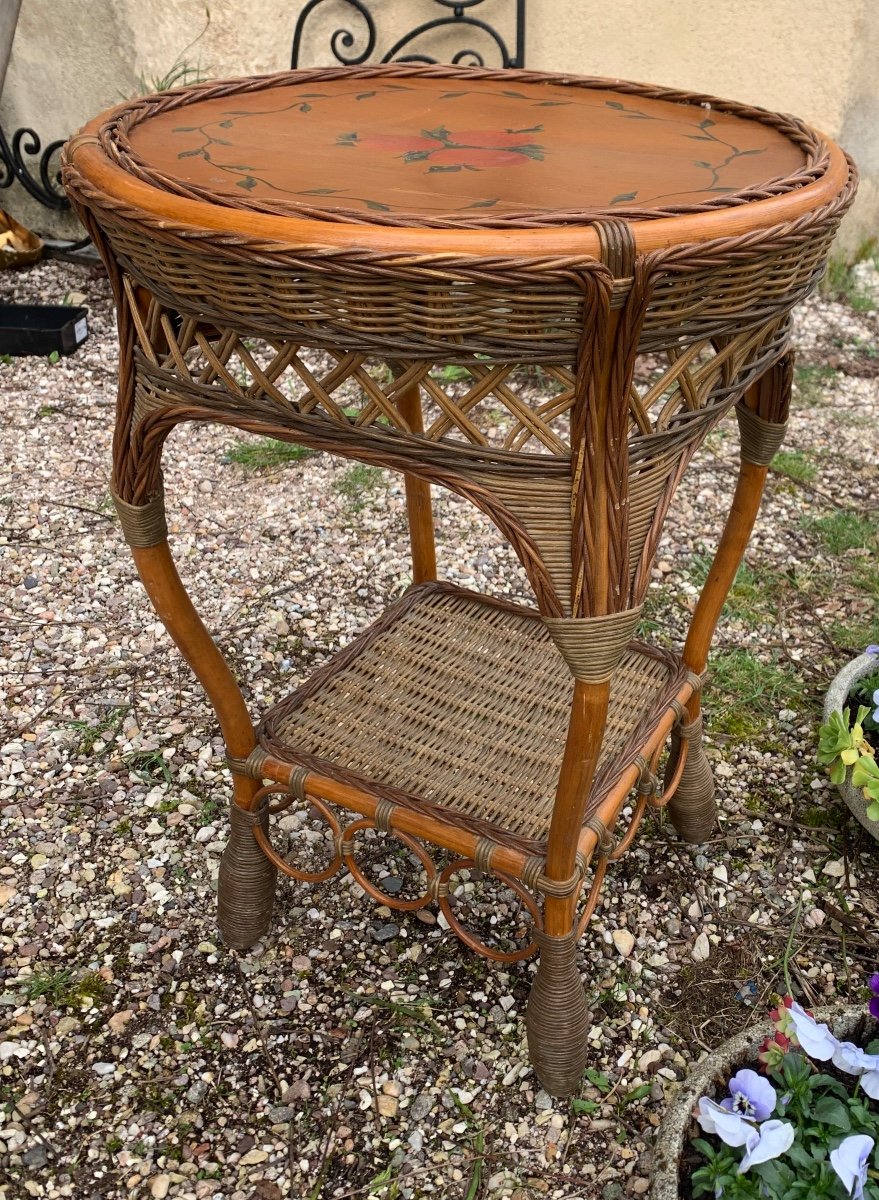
298, 188, 341, 195
686, 134, 714, 141
737, 148, 765, 156
403, 150, 432, 163
236, 176, 258, 190
356, 91, 376, 100
364, 199, 391, 211
172, 126, 198, 132
501, 90, 528, 98
177, 148, 205, 158
505, 125, 544, 134
427, 164, 463, 173
422, 126, 451, 142
299, 103, 312, 113
694, 160, 713, 168
218, 120, 233, 128
606, 100, 625, 109
466, 198, 500, 208
699, 117, 716, 128
535, 100, 572, 107
610, 191, 637, 204
440, 91, 468, 99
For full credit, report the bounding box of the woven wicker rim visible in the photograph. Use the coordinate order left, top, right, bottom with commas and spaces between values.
65, 64, 854, 259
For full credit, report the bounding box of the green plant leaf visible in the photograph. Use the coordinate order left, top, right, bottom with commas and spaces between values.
585, 1068, 611, 1092
812, 1095, 851, 1130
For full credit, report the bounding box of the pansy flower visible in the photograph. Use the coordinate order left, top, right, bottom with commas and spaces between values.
830, 1134, 874, 1200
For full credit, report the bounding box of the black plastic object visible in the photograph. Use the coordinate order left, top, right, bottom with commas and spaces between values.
0, 303, 88, 356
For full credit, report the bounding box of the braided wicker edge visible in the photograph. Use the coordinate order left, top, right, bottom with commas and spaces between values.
91, 64, 835, 231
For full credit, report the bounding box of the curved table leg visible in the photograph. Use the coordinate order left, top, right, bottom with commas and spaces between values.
130, 540, 276, 949
525, 681, 608, 1097
674, 354, 793, 842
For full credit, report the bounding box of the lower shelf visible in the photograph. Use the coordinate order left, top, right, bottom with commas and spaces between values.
258, 583, 689, 852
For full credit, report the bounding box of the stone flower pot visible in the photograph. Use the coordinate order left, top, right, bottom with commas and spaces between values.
651, 1006, 863, 1200
824, 652, 879, 842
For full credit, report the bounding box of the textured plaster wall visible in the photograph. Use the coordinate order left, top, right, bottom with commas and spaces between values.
1, 0, 875, 252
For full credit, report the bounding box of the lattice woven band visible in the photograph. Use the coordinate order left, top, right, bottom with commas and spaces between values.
112, 484, 168, 547
543, 606, 643, 682
735, 402, 788, 466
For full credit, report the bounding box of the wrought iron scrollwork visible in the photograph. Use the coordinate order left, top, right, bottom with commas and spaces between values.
0, 122, 69, 210
291, 0, 526, 70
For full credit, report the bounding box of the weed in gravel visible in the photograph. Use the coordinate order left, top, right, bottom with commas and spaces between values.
22, 968, 109, 1008
707, 649, 804, 738
688, 556, 783, 625
822, 248, 877, 311
124, 747, 173, 784
770, 449, 817, 483
805, 509, 879, 554
68, 704, 127, 754
225, 438, 314, 470
793, 363, 837, 406
335, 463, 386, 511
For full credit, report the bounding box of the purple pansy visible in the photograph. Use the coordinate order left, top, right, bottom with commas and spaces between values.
870, 972, 879, 1021
830, 1134, 874, 1200
738, 1119, 796, 1175
866, 644, 879, 657
720, 1069, 777, 1122
873, 688, 879, 725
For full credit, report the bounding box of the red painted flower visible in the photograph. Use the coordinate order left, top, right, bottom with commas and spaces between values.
337, 124, 545, 173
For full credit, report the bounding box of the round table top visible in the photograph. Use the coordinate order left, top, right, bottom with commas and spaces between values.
69, 66, 851, 258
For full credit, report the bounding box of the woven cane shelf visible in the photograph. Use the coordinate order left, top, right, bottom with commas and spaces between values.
258, 583, 687, 852
63, 62, 856, 1097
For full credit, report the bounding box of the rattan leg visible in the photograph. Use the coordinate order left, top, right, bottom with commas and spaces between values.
218, 792, 277, 949
525, 928, 590, 1097
665, 713, 717, 842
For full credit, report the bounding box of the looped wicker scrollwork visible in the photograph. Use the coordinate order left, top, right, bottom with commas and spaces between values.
342, 818, 439, 911
250, 784, 343, 882
438, 859, 542, 962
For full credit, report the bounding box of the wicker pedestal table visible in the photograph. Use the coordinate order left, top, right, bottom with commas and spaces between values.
63, 65, 856, 1097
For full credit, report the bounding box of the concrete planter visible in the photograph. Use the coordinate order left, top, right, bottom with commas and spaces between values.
823, 653, 879, 842
651, 1006, 864, 1200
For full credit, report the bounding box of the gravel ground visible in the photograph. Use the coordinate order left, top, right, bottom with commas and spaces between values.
1, 255, 878, 1200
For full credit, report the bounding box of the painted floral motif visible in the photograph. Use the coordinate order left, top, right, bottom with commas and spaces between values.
164, 81, 773, 216
335, 124, 545, 173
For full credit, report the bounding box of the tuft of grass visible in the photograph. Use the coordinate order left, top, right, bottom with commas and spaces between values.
770, 449, 817, 484
22, 968, 109, 1008
707, 650, 804, 739
432, 364, 472, 383
688, 556, 784, 625
793, 363, 837, 407
805, 510, 879, 555
821, 243, 877, 312
69, 706, 128, 755
136, 6, 211, 94
225, 438, 314, 470
335, 463, 386, 511
124, 748, 173, 784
